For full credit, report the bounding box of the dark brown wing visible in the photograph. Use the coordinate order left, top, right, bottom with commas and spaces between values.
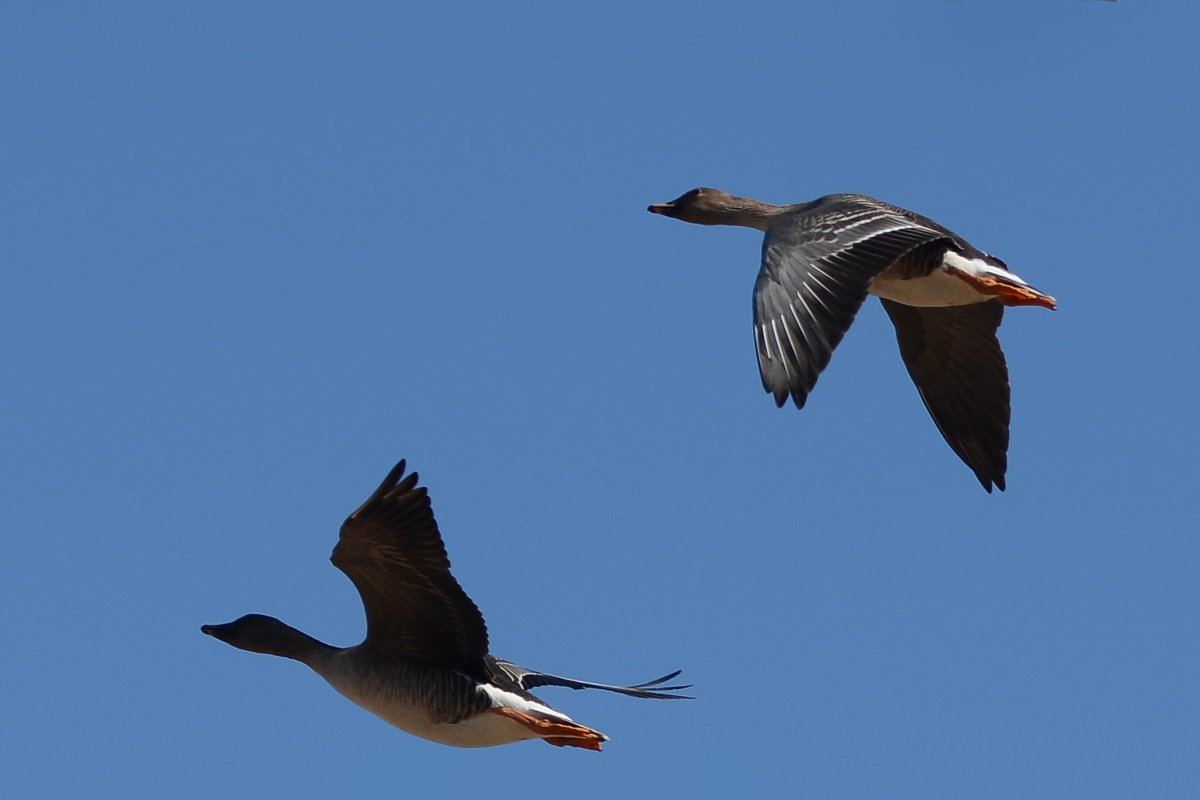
880, 299, 1010, 492
332, 461, 490, 676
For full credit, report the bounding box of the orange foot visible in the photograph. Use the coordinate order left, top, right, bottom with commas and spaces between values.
950, 268, 1057, 310
544, 736, 603, 752
490, 707, 607, 751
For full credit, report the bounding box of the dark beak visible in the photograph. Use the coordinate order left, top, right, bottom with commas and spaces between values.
647, 202, 675, 216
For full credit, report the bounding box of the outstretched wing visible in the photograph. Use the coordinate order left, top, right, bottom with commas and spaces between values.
880, 299, 1010, 492
486, 656, 692, 700
754, 195, 949, 408
332, 461, 490, 676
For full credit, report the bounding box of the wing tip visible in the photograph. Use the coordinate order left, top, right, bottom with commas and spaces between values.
974, 467, 1006, 493
380, 458, 420, 492
345, 458, 422, 523
764, 384, 807, 409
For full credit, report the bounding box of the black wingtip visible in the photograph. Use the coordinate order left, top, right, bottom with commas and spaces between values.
345, 459, 419, 523
976, 470, 1005, 493
641, 669, 682, 684
629, 669, 695, 699
371, 459, 409, 498
768, 388, 794, 409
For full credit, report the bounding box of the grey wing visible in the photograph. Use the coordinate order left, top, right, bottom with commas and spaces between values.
880, 299, 1010, 492
754, 197, 951, 408
487, 656, 693, 700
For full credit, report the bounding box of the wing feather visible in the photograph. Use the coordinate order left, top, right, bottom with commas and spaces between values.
332, 461, 491, 675
753, 195, 950, 408
880, 300, 1010, 492
486, 656, 693, 700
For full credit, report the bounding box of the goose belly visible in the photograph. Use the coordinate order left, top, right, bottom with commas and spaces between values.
868, 265, 990, 307
327, 679, 541, 748
365, 699, 540, 748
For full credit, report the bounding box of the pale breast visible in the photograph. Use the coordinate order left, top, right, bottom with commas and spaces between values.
308, 650, 539, 748
329, 671, 545, 747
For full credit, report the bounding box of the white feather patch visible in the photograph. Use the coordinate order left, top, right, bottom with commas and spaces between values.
478, 683, 575, 723
942, 250, 1030, 286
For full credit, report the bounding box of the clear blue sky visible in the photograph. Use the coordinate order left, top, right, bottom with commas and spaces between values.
3, 2, 1197, 798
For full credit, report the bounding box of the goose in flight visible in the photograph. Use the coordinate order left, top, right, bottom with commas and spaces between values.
649, 188, 1056, 492
202, 460, 690, 750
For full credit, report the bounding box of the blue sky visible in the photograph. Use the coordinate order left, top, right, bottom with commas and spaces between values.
3, 2, 1197, 797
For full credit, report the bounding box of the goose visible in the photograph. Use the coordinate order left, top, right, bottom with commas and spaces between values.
202, 460, 690, 751
648, 188, 1056, 492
